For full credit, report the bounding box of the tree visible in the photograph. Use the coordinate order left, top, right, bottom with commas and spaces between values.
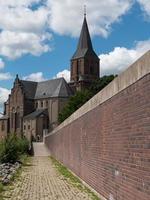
58, 90, 93, 123
58, 74, 117, 123
89, 74, 117, 95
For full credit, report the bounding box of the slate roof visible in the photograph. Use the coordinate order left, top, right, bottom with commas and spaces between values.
20, 78, 73, 100
21, 80, 37, 99
23, 109, 48, 120
72, 16, 98, 60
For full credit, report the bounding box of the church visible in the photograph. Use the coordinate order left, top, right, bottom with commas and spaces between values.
0, 14, 100, 141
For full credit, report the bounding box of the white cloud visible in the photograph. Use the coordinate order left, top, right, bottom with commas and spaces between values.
137, 0, 150, 18
0, 58, 5, 69
0, 73, 12, 81
100, 39, 150, 76
54, 69, 70, 82
0, 0, 149, 60
47, 0, 133, 37
0, 31, 51, 59
23, 72, 46, 82
0, 1, 51, 59
0, 87, 10, 108
0, 6, 49, 33
0, 0, 41, 7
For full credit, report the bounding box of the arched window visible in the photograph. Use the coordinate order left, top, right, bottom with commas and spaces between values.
11, 107, 15, 128
1, 121, 5, 131
36, 102, 38, 108
16, 107, 20, 128
90, 66, 93, 74
16, 112, 20, 128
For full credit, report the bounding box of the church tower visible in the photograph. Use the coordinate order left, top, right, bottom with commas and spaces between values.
69, 12, 100, 91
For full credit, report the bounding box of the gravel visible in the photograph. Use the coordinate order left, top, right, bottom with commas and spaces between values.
0, 162, 21, 184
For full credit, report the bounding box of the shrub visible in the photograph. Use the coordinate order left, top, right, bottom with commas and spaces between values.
0, 134, 29, 164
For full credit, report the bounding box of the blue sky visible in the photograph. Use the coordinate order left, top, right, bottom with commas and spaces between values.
0, 0, 150, 110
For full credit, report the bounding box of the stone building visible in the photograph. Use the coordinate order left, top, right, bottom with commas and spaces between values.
0, 76, 72, 141
0, 14, 100, 140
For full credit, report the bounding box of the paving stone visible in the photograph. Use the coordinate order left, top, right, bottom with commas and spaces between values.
2, 157, 92, 200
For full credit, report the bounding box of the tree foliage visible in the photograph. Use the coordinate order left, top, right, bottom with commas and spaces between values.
58, 89, 93, 123
89, 74, 117, 95
58, 75, 117, 123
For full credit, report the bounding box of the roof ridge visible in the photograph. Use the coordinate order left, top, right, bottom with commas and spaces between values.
39, 77, 64, 84
21, 80, 38, 83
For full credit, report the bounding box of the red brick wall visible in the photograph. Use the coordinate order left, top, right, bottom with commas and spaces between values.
45, 73, 150, 200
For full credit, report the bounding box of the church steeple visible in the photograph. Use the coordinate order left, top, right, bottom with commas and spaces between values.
72, 16, 93, 60
70, 11, 100, 91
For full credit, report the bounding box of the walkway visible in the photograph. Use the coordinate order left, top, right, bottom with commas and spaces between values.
2, 145, 92, 200
33, 142, 50, 156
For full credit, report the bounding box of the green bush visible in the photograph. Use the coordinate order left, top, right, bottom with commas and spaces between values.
0, 134, 29, 164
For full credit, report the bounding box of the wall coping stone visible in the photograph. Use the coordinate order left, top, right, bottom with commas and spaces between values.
45, 50, 150, 138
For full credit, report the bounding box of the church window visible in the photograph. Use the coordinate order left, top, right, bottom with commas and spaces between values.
76, 61, 79, 74
16, 112, 20, 128
90, 66, 93, 74
11, 107, 15, 128
1, 121, 5, 131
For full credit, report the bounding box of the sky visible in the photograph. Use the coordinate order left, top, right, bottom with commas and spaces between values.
0, 0, 150, 112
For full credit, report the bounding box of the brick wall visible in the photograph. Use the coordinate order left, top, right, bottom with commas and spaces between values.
45, 51, 150, 200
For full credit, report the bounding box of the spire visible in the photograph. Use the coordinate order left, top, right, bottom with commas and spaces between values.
14, 74, 20, 85
72, 9, 96, 60
84, 4, 86, 18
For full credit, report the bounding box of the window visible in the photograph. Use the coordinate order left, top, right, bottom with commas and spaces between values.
28, 125, 30, 130
1, 121, 5, 131
41, 101, 43, 108
46, 101, 48, 107
90, 66, 93, 74
24, 125, 26, 130
11, 108, 15, 128
11, 113, 14, 128
16, 112, 20, 128
36, 102, 38, 108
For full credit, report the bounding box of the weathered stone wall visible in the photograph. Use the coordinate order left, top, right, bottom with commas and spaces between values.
9, 82, 24, 134
45, 51, 150, 200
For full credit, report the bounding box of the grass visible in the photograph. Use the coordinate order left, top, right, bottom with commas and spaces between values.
0, 154, 31, 200
50, 156, 100, 200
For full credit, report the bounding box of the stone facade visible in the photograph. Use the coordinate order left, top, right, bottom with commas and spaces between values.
0, 77, 72, 141
0, 15, 100, 141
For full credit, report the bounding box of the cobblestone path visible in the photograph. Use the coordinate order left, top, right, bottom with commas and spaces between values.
3, 157, 92, 200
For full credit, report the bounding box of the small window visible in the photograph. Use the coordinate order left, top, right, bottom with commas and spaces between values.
28, 125, 30, 130
90, 66, 93, 74
41, 101, 43, 108
36, 102, 38, 108
1, 121, 5, 131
